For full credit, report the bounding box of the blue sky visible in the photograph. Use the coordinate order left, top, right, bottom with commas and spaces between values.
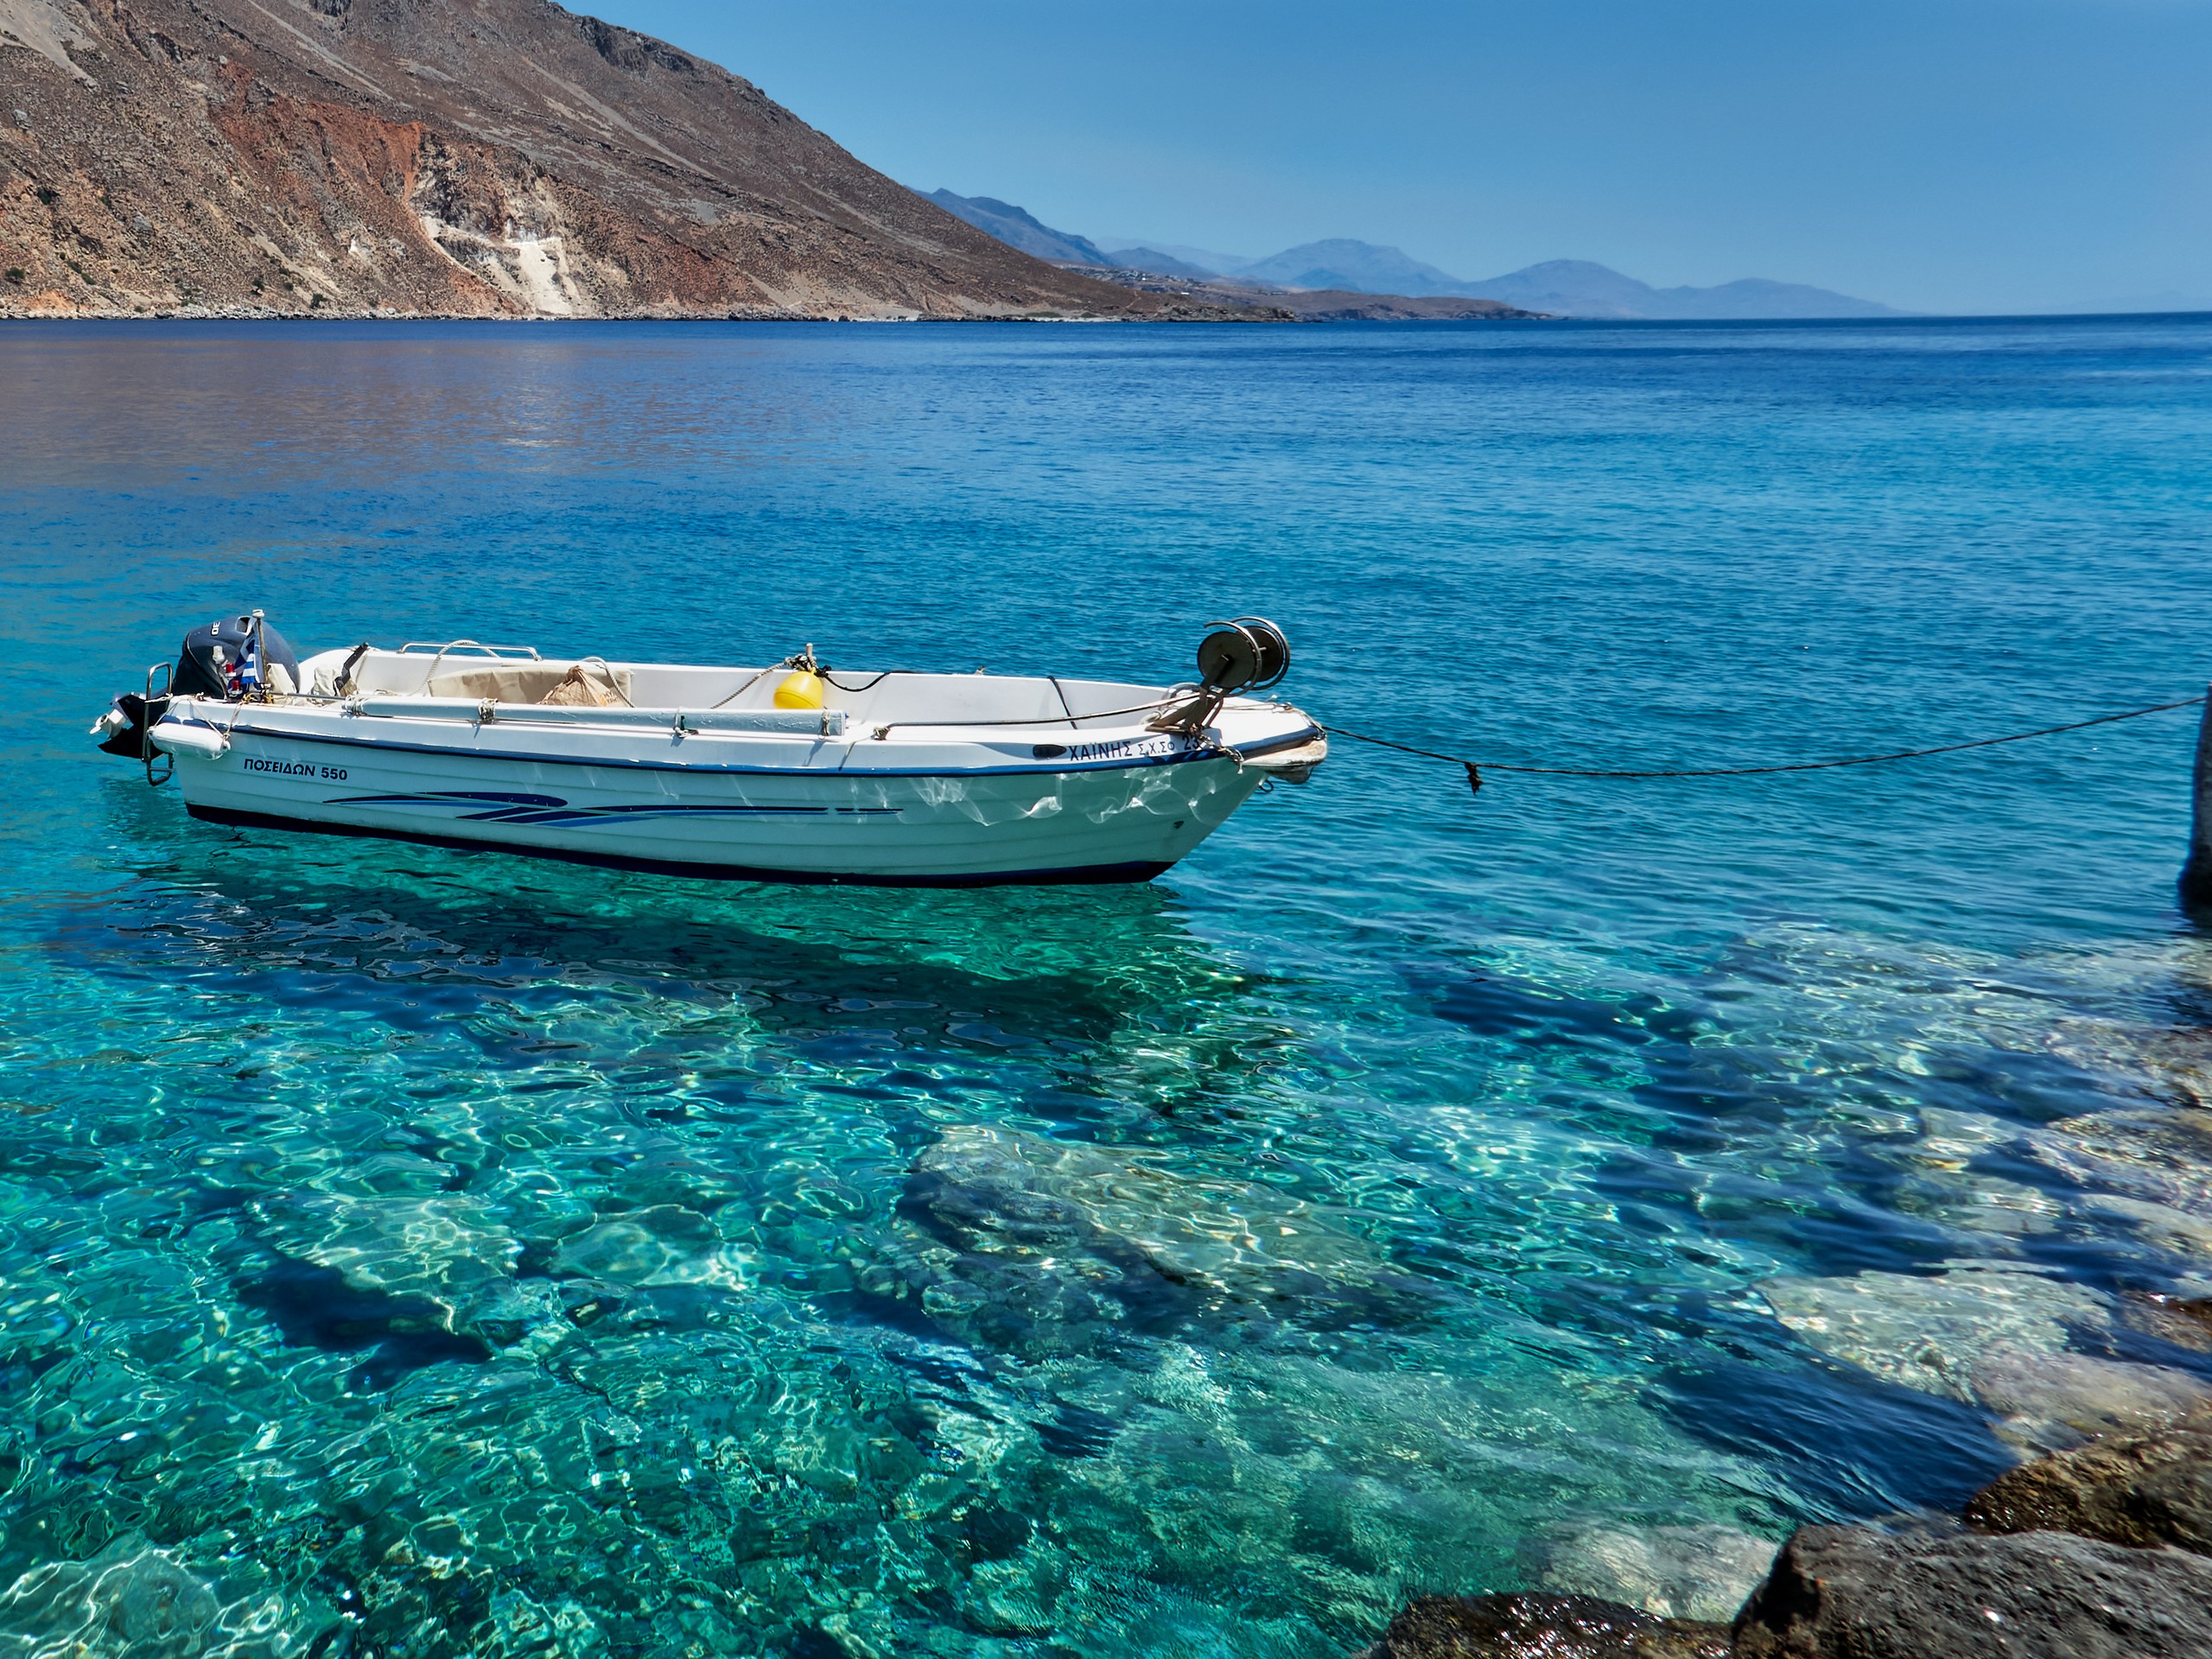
588, 0, 2210, 314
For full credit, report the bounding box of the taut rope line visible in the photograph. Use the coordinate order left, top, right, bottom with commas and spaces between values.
1324, 694, 2210, 794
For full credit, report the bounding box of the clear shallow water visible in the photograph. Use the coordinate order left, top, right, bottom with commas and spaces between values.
3, 315, 2211, 1656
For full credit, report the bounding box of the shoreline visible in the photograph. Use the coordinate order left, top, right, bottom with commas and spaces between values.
0, 302, 1565, 324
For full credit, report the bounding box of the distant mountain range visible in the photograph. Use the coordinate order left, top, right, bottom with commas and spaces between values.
931, 192, 1903, 320
1459, 259, 1904, 321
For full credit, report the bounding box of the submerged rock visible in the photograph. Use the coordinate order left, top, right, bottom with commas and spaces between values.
249, 1191, 520, 1303
550, 1204, 744, 1287
1536, 1522, 1778, 1623
0, 1541, 282, 1659
1364, 1592, 1728, 1658
1757, 1260, 2212, 1449
1757, 1265, 2110, 1403
2048, 1027, 2212, 1118
1968, 1350, 2212, 1451
1382, 1291, 2212, 1658
912, 1126, 1393, 1300
243, 1191, 569, 1352
2028, 1108, 2212, 1219
2080, 1193, 2212, 1263
894, 1125, 1434, 1353
1965, 1408, 2212, 1553
2121, 1293, 2212, 1354
1732, 1523, 2212, 1658
1894, 1108, 2059, 1238
1891, 1173, 2063, 1240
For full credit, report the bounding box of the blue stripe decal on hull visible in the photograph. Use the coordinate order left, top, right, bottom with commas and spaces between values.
327, 790, 905, 826
184, 804, 1172, 890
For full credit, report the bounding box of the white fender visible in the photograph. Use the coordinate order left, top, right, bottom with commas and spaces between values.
151, 721, 231, 759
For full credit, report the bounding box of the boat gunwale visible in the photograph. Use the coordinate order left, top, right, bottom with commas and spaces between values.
152, 708, 1325, 779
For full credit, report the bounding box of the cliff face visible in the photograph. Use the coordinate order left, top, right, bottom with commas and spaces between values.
0, 0, 1211, 319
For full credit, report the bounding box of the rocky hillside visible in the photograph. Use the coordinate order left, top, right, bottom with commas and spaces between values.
0, 0, 1226, 320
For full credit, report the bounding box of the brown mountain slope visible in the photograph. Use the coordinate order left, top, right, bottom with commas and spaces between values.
0, 0, 1245, 319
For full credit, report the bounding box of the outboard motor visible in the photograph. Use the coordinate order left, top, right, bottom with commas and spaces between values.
93, 695, 162, 758
173, 612, 302, 700
92, 610, 302, 761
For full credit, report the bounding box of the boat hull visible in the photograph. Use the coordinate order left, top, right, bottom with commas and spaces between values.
162, 714, 1274, 887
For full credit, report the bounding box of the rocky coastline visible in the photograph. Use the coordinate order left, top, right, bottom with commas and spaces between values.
0, 299, 1271, 321
1058, 259, 1551, 321
1369, 1319, 2212, 1658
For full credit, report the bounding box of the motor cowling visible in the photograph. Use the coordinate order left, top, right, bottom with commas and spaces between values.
173, 613, 302, 700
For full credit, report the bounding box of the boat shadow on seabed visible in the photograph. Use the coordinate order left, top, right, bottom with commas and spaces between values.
66, 773, 1297, 1116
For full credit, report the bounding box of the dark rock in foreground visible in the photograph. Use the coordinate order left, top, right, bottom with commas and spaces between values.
1364, 1402, 2212, 1658
1731, 1524, 2212, 1658
1966, 1410, 2212, 1553
1366, 1593, 1728, 1658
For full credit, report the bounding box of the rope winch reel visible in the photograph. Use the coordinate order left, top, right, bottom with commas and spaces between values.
1148, 618, 1294, 736
1196, 617, 1291, 695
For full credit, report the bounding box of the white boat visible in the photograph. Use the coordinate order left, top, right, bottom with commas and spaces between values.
95, 617, 1326, 887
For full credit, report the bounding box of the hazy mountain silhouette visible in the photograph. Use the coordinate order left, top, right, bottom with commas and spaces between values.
1236, 239, 1471, 296
947, 200, 1903, 320
925, 191, 1114, 268
929, 195, 1222, 281
1464, 258, 1903, 320
1095, 239, 1256, 277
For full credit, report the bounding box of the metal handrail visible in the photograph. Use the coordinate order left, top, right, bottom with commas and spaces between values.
411, 639, 543, 690
397, 639, 542, 660
143, 660, 174, 787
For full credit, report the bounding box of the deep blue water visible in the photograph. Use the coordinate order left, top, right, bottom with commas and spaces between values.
3, 315, 2211, 1656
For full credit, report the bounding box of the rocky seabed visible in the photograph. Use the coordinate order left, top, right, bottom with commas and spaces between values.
1368, 1103, 2212, 1656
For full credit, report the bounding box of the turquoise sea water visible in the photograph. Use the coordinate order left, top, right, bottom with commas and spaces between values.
3, 315, 2211, 1656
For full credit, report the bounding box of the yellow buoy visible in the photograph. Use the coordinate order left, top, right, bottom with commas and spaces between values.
773, 670, 825, 710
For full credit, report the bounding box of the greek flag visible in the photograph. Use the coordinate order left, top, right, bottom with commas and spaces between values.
224, 633, 262, 696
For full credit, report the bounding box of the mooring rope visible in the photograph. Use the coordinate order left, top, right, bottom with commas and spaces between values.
1324, 693, 2209, 793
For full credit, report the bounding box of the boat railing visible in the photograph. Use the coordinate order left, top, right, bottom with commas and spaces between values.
397, 640, 543, 688
398, 641, 543, 658
340, 697, 1177, 741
